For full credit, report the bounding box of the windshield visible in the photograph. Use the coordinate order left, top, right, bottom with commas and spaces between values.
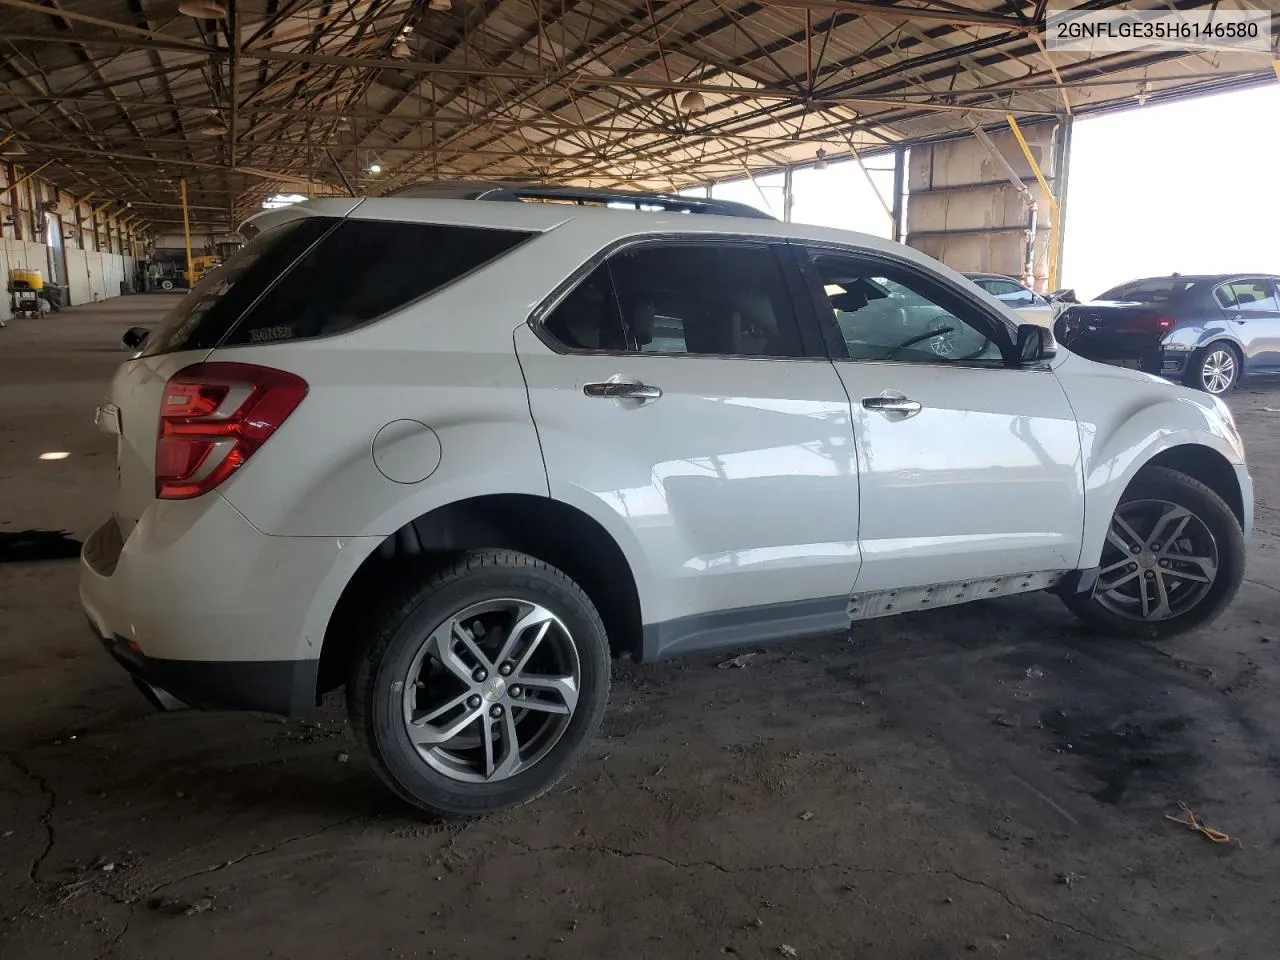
1097, 278, 1197, 303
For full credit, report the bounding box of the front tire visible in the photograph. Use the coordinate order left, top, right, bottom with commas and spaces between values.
347, 550, 610, 818
1185, 342, 1240, 395
1063, 467, 1244, 639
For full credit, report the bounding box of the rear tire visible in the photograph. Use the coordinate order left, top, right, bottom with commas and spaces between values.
1184, 342, 1240, 395
1063, 466, 1244, 639
347, 549, 610, 819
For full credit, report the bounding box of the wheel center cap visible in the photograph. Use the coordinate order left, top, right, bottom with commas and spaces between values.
481, 676, 507, 703
1141, 552, 1157, 569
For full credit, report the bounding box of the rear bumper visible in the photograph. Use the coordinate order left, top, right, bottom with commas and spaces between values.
91, 625, 318, 714
80, 494, 378, 716
1070, 345, 1191, 380
1061, 327, 1191, 379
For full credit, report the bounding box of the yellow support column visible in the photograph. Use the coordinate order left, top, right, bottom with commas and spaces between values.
179, 178, 195, 290
1005, 114, 1062, 290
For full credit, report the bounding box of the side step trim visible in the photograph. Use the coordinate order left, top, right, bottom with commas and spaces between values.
847, 570, 1069, 621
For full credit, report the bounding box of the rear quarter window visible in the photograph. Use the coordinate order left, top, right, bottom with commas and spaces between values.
141, 217, 336, 356
222, 219, 533, 345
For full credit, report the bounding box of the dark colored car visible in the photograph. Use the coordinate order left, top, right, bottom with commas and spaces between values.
1054, 274, 1280, 395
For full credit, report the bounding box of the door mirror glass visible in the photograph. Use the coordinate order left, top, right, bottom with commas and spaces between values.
1016, 323, 1056, 363
121, 326, 150, 349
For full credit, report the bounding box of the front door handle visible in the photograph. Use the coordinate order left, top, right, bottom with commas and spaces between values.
1232, 315, 1247, 324
862, 396, 923, 417
583, 379, 663, 401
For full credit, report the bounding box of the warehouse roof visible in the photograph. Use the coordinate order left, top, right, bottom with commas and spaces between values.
1, 0, 1275, 230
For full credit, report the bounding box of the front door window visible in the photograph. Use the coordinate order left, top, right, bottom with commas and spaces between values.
812, 255, 1007, 366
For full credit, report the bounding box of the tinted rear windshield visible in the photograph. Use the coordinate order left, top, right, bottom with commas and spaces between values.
1097, 278, 1198, 302
142, 217, 534, 355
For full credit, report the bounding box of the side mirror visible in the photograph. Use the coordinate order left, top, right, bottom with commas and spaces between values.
1016, 323, 1057, 364
121, 326, 150, 350
1048, 288, 1079, 304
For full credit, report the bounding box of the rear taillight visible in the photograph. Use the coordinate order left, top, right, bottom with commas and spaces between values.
156, 362, 308, 500
1116, 313, 1175, 334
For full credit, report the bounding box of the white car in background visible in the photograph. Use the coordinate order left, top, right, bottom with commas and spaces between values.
81, 182, 1252, 818
964, 272, 1061, 326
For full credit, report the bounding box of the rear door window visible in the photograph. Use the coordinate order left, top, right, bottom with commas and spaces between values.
537, 242, 813, 359
608, 243, 808, 358
223, 220, 534, 345
1216, 279, 1280, 313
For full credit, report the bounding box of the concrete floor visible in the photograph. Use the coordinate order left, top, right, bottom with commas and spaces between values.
3, 296, 1280, 960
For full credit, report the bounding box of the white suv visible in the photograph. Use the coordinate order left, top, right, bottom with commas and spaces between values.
81, 182, 1252, 817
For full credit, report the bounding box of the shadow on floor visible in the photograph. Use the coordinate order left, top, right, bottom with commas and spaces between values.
0, 529, 83, 563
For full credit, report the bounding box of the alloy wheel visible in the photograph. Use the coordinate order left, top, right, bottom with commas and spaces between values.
401, 598, 581, 783
927, 316, 958, 358
1200, 349, 1236, 394
1095, 499, 1219, 621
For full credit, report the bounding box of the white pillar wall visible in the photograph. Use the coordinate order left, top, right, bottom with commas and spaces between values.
2, 239, 137, 321
2, 168, 145, 321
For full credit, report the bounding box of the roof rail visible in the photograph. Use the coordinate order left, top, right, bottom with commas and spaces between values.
383, 179, 775, 220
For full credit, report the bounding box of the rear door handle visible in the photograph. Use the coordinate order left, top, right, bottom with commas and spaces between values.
583, 379, 662, 401
862, 396, 923, 417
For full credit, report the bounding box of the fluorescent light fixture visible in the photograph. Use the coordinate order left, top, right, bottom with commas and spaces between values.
39, 451, 71, 461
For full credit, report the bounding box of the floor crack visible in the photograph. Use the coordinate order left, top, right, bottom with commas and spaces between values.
102, 903, 135, 959
500, 840, 1165, 960
942, 869, 1165, 960
132, 814, 370, 901
3, 754, 58, 888
1243, 578, 1280, 597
